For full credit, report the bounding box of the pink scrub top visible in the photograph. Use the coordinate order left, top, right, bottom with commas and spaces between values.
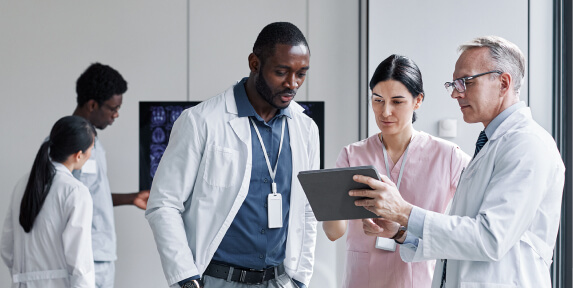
338, 132, 470, 288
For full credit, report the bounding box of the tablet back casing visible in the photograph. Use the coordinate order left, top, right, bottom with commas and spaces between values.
297, 166, 382, 221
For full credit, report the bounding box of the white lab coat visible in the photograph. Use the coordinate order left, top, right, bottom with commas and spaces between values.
1, 162, 95, 288
146, 85, 320, 287
401, 107, 565, 287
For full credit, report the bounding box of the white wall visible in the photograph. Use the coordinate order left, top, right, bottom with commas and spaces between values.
0, 1, 359, 287
529, 0, 554, 132
368, 0, 531, 155
187, 0, 308, 100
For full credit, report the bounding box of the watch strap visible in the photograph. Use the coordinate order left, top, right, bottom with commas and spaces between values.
391, 226, 407, 241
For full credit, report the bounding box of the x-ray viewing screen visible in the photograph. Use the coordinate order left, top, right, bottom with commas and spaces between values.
139, 101, 325, 190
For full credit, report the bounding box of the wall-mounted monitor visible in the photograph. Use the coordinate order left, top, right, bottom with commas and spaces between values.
139, 101, 324, 190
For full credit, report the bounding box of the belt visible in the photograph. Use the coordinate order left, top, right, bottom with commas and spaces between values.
203, 262, 285, 285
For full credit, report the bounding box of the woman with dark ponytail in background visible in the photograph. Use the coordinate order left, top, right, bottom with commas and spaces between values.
1, 116, 96, 288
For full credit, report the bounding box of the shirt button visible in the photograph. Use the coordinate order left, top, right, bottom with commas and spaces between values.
259, 254, 264, 259
261, 229, 265, 234
264, 203, 268, 208
264, 178, 268, 183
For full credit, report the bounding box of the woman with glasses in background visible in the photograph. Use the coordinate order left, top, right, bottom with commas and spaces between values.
1, 116, 96, 288
323, 55, 470, 288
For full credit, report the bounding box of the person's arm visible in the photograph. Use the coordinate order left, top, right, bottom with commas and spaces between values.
321, 143, 355, 242
363, 145, 469, 261
111, 190, 149, 209
355, 133, 564, 262
322, 220, 348, 241
145, 110, 204, 286
63, 185, 95, 288
362, 218, 401, 239
351, 174, 413, 227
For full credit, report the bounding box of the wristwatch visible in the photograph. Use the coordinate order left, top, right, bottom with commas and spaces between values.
391, 226, 407, 241
181, 279, 202, 288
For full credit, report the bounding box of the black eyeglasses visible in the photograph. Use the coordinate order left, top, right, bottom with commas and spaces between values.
102, 103, 120, 114
444, 70, 502, 94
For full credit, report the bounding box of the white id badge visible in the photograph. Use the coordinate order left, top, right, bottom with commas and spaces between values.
268, 193, 283, 228
81, 159, 97, 174
375, 237, 396, 252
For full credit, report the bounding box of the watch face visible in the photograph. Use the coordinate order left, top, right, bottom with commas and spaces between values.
182, 281, 199, 288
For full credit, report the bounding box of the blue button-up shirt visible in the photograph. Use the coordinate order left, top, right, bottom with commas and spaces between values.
212, 78, 293, 270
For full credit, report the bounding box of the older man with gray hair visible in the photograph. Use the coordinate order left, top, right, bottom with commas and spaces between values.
351, 36, 565, 287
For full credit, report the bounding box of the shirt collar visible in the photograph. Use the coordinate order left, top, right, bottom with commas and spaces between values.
234, 77, 292, 121
484, 101, 526, 138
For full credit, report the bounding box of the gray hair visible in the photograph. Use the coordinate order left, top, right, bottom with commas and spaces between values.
458, 36, 526, 95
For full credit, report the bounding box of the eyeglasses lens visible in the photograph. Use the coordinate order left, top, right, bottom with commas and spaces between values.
453, 79, 465, 93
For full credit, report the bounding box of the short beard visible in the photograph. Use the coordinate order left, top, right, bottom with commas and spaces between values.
255, 69, 279, 109
255, 62, 296, 110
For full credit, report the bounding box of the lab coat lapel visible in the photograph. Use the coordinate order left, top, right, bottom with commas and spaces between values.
224, 87, 251, 145
286, 102, 304, 208
229, 118, 250, 145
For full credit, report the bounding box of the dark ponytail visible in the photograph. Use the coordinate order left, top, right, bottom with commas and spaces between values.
19, 116, 96, 232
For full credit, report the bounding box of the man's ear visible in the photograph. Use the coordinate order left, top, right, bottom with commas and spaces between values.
499, 72, 512, 95
248, 53, 261, 74
87, 99, 99, 112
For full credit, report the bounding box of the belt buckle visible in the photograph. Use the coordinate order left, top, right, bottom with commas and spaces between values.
243, 268, 265, 285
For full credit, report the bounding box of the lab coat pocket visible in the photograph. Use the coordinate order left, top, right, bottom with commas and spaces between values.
462, 163, 478, 179
459, 158, 483, 188
203, 145, 241, 188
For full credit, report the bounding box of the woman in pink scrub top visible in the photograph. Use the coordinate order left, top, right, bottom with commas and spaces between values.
323, 55, 470, 288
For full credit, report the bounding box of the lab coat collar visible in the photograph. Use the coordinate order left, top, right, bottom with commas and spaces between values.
489, 105, 532, 141
225, 85, 239, 115
52, 161, 73, 177
472, 105, 532, 163
485, 101, 526, 139
225, 79, 300, 120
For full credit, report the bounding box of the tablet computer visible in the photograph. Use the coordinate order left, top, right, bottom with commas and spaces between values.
297, 165, 382, 221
